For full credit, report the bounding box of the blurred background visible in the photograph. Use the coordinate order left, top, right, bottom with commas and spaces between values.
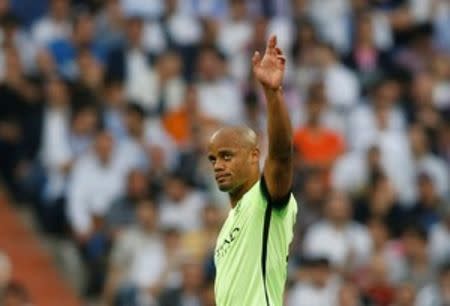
0, 0, 449, 305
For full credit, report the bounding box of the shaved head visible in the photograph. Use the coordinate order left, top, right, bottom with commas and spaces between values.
207, 126, 261, 194
209, 126, 259, 150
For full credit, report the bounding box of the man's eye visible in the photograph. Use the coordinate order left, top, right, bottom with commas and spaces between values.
224, 154, 232, 161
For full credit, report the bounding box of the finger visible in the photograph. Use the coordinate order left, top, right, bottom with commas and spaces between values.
275, 47, 283, 56
252, 51, 262, 66
266, 35, 277, 55
277, 55, 286, 67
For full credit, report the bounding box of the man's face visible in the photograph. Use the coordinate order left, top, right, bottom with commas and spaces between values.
198, 51, 223, 81
325, 193, 351, 224
127, 170, 148, 198
136, 201, 157, 230
125, 111, 144, 136
207, 133, 259, 193
95, 132, 114, 163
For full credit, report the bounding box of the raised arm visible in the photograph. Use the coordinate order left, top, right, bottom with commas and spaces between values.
252, 35, 293, 206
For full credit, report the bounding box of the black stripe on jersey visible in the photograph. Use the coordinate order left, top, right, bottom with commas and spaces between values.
261, 198, 272, 306
260, 175, 291, 306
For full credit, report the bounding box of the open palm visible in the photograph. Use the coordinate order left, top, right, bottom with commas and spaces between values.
252, 35, 286, 90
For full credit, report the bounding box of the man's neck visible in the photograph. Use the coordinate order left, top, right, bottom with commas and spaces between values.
229, 175, 259, 208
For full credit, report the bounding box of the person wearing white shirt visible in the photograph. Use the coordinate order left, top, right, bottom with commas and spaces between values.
409, 124, 449, 199
31, 0, 71, 47
159, 173, 207, 232
195, 47, 245, 125
313, 43, 360, 110
120, 0, 164, 20
307, 0, 351, 53
429, 207, 450, 268
347, 81, 407, 149
39, 78, 72, 202
303, 192, 373, 270
416, 263, 450, 306
0, 15, 37, 77
39, 94, 101, 234
106, 199, 167, 306
67, 131, 137, 240
109, 16, 156, 112
217, 0, 253, 82
287, 257, 340, 306
164, 0, 203, 47
122, 102, 178, 173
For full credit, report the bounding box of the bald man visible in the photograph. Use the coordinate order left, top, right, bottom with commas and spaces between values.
208, 36, 298, 306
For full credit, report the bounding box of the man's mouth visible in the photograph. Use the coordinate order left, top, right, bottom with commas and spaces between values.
215, 173, 230, 182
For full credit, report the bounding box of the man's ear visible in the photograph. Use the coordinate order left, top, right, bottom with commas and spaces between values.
251, 148, 260, 164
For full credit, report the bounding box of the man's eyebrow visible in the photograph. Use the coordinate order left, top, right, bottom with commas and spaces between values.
218, 149, 237, 154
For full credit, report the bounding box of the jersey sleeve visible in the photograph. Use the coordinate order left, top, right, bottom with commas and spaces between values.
259, 175, 292, 210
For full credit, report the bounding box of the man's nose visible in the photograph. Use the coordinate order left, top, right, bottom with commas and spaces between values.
214, 159, 225, 171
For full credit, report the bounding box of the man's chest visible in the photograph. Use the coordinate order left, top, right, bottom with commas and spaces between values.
214, 204, 264, 265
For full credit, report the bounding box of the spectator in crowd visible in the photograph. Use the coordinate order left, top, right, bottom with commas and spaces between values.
36, 76, 73, 233
0, 47, 42, 198
294, 167, 326, 243
348, 77, 416, 204
416, 262, 450, 306
312, 42, 360, 111
0, 14, 36, 77
195, 46, 245, 125
150, 51, 186, 118
405, 72, 445, 143
47, 10, 106, 80
107, 15, 154, 109
361, 254, 396, 306
364, 218, 407, 284
293, 80, 345, 176
348, 77, 406, 151
101, 76, 127, 141
104, 169, 150, 237
344, 12, 391, 89
159, 172, 207, 232
158, 260, 204, 306
67, 130, 133, 242
400, 224, 434, 289
406, 173, 445, 232
31, 0, 71, 47
408, 123, 449, 199
429, 205, 450, 268
337, 280, 367, 306
217, 0, 253, 82
104, 198, 165, 306
181, 203, 223, 263
95, 0, 125, 51
158, 0, 203, 79
67, 129, 143, 296
303, 192, 373, 272
332, 145, 384, 197
287, 257, 340, 306
353, 174, 405, 237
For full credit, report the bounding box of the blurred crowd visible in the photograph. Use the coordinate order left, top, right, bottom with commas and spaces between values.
0, 0, 449, 305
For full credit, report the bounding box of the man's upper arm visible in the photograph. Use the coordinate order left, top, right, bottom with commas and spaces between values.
262, 156, 293, 209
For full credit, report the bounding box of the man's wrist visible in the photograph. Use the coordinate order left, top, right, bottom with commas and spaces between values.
263, 85, 283, 100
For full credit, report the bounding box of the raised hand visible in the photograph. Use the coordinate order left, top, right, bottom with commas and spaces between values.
252, 35, 286, 90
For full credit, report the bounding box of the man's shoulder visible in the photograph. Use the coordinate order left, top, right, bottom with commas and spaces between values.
240, 178, 297, 214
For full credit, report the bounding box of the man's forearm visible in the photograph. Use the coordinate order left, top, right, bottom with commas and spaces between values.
264, 86, 293, 160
